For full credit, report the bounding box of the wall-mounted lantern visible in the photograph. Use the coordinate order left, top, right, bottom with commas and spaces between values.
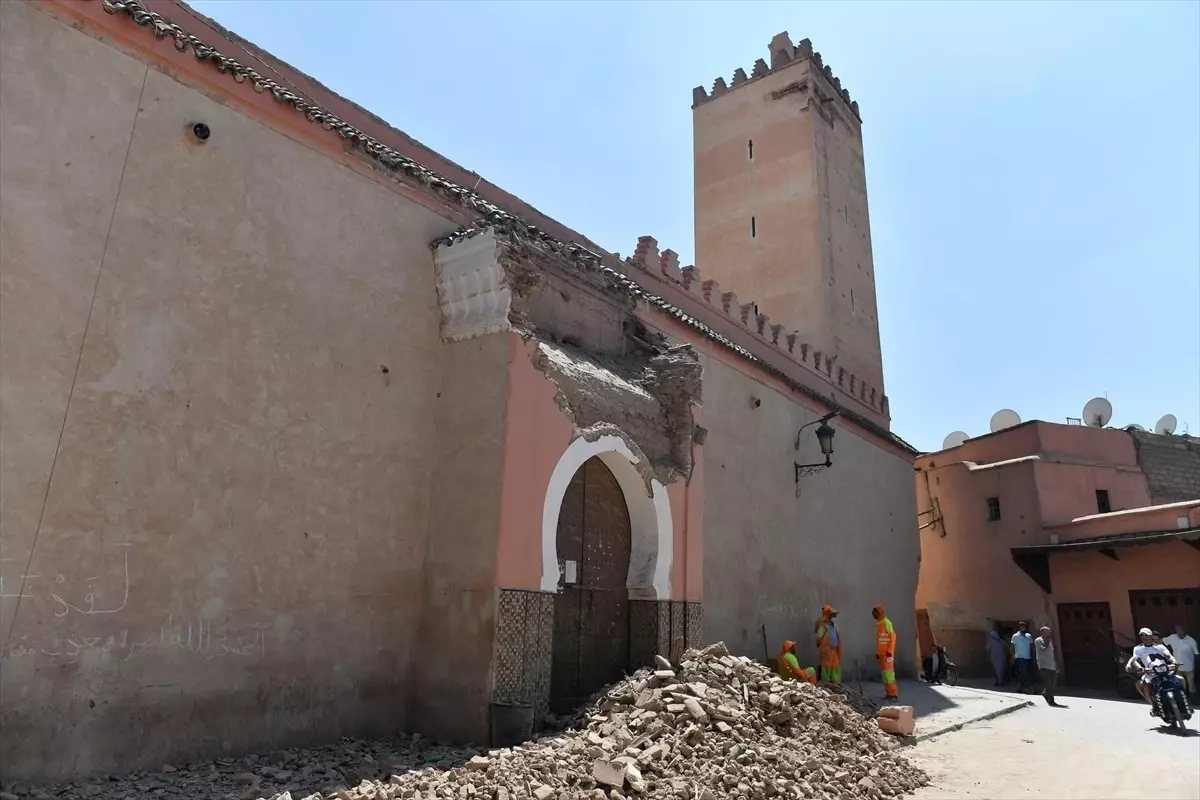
795, 410, 839, 483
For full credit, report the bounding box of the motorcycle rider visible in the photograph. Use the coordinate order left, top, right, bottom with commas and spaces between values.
1126, 627, 1178, 715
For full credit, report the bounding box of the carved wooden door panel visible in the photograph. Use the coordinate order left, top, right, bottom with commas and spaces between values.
550, 457, 632, 714
1056, 602, 1115, 688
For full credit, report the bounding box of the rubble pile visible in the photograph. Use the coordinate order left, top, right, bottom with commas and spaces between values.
20, 643, 927, 800
8, 736, 473, 800
282, 643, 927, 800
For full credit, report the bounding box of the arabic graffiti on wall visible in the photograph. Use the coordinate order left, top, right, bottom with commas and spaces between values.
3, 616, 271, 664
0, 544, 274, 665
0, 543, 131, 616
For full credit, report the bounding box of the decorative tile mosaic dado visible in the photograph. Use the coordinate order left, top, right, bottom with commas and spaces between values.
495, 591, 704, 727
633, 600, 704, 665
492, 589, 554, 723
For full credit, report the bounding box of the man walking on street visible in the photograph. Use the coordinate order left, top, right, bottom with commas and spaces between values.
1164, 624, 1198, 698
1010, 621, 1035, 694
1035, 626, 1061, 707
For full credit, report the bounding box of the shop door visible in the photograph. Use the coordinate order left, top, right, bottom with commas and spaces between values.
1129, 588, 1200, 640
1056, 602, 1116, 689
550, 457, 632, 713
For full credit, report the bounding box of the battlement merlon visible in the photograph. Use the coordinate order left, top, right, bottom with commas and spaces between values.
627, 235, 887, 418
691, 31, 861, 121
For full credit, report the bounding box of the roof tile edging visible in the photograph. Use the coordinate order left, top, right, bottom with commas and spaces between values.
96, 0, 914, 455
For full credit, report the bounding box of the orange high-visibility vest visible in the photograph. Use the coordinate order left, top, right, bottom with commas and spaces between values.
876, 617, 896, 653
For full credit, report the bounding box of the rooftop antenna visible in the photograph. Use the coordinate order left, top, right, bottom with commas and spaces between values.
1124, 423, 1147, 432
989, 409, 1021, 433
1154, 414, 1178, 436
942, 431, 969, 450
1082, 397, 1113, 428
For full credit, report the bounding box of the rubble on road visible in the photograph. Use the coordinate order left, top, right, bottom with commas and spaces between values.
9, 736, 474, 800
19, 643, 927, 800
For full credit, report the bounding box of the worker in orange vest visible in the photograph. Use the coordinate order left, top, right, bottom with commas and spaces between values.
814, 605, 842, 684
776, 641, 819, 683
772, 642, 820, 686
873, 604, 899, 701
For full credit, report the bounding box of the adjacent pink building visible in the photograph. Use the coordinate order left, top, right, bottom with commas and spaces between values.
916, 421, 1200, 686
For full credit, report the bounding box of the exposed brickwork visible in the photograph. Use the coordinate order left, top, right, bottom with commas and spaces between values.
1130, 431, 1200, 505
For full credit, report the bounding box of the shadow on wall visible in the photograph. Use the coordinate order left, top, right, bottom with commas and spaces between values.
935, 628, 993, 678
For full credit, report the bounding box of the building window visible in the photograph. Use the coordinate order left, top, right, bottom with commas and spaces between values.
1096, 489, 1111, 513
751, 216, 756, 238
748, 139, 754, 160
985, 497, 1001, 522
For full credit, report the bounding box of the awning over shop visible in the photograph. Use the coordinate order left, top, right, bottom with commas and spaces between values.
1011, 527, 1200, 594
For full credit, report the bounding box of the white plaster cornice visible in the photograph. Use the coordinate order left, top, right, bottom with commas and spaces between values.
433, 230, 512, 342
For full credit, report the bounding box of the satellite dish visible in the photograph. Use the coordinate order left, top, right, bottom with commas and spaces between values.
942, 431, 969, 450
1082, 397, 1113, 428
1155, 414, 1178, 435
1124, 424, 1147, 432
989, 409, 1021, 432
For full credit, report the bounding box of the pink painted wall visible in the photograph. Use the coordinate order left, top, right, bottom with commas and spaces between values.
915, 458, 1049, 635
927, 421, 1140, 473
1050, 542, 1200, 638
1046, 500, 1200, 541
494, 334, 702, 600
1032, 460, 1151, 527
495, 335, 575, 591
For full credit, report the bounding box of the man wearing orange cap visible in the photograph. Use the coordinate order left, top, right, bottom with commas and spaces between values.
814, 605, 842, 684
776, 641, 817, 683
873, 604, 899, 701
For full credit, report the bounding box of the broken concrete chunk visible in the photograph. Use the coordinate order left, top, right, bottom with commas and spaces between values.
624, 763, 647, 794
682, 697, 709, 723
592, 758, 626, 788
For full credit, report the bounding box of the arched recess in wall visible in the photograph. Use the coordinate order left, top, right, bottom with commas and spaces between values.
540, 434, 673, 599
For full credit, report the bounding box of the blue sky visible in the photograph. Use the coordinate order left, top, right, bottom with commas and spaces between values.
190, 0, 1199, 452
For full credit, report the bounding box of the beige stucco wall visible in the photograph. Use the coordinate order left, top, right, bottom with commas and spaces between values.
411, 334, 511, 742
0, 2, 464, 779
698, 353, 918, 677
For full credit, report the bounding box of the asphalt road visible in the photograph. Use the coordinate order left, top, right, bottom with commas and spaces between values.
908, 691, 1200, 799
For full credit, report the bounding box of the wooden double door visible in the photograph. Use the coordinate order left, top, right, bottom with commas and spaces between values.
1057, 602, 1116, 689
1130, 588, 1200, 640
549, 457, 632, 714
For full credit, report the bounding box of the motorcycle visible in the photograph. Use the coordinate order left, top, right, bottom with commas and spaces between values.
1147, 657, 1193, 731
922, 645, 959, 687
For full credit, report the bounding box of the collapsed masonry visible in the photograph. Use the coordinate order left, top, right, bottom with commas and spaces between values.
435, 227, 705, 489
254, 643, 928, 800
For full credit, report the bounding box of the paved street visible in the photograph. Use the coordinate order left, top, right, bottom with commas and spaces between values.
909, 689, 1200, 799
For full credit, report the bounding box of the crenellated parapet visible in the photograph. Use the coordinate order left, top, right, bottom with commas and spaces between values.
692, 31, 861, 121
626, 235, 886, 415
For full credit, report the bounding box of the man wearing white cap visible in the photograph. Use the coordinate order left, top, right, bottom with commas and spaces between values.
1126, 627, 1178, 714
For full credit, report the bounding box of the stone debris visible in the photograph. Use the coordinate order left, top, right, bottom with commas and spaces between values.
19, 643, 927, 800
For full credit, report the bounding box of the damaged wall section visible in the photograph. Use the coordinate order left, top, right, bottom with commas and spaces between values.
530, 341, 701, 491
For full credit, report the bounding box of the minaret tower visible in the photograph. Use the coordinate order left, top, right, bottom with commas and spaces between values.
693, 32, 884, 399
